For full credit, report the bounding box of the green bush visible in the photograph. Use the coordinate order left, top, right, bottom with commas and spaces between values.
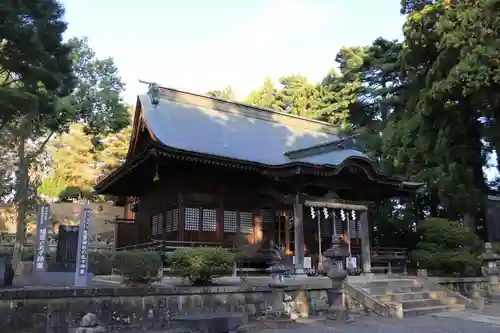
20, 247, 55, 261
171, 247, 235, 285
410, 217, 483, 276
112, 250, 162, 284
88, 250, 113, 275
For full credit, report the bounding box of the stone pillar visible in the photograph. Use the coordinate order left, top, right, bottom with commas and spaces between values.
293, 194, 305, 274
74, 206, 91, 287
359, 211, 371, 274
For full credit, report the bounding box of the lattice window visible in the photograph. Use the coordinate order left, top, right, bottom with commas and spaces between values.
320, 217, 331, 237
185, 207, 200, 231
165, 210, 173, 232
349, 219, 357, 238
151, 214, 159, 236
223, 210, 237, 233
202, 208, 217, 232
172, 208, 179, 231
240, 212, 253, 234
260, 209, 273, 234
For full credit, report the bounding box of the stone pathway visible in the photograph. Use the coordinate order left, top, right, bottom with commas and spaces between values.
430, 304, 500, 327
254, 316, 500, 333
241, 306, 500, 333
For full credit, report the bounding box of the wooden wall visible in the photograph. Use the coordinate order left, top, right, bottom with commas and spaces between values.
116, 161, 291, 249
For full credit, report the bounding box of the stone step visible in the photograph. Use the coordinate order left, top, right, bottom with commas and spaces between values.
403, 303, 466, 317
399, 297, 458, 309
374, 290, 447, 302
362, 284, 427, 294
359, 279, 421, 288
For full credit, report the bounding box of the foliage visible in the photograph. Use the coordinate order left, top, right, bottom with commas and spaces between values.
170, 247, 235, 285
276, 75, 320, 118
0, 0, 75, 130
244, 77, 281, 109
112, 250, 162, 284
20, 247, 54, 261
88, 250, 113, 275
411, 217, 483, 275
206, 86, 234, 100
38, 109, 132, 200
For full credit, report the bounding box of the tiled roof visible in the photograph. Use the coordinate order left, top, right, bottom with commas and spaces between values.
139, 87, 369, 167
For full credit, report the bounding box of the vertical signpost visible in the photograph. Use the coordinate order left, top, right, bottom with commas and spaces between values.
74, 206, 91, 286
34, 204, 50, 272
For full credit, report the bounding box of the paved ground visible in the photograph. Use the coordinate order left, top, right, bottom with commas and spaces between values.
255, 315, 500, 333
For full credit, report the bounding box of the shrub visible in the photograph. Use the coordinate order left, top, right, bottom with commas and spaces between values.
20, 247, 55, 261
88, 250, 113, 275
112, 250, 162, 284
410, 217, 483, 276
171, 247, 235, 285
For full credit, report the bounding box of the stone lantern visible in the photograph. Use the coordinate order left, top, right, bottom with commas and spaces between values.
480, 243, 499, 277
322, 234, 349, 320
480, 243, 500, 300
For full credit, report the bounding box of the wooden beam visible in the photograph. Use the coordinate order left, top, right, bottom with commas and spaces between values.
304, 199, 368, 211
259, 189, 370, 210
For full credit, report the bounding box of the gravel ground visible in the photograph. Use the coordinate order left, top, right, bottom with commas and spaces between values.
253, 316, 500, 333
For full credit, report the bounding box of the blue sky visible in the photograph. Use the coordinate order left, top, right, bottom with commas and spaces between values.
60, 0, 405, 104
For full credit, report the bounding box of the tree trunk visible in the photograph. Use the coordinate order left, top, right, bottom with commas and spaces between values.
11, 130, 29, 273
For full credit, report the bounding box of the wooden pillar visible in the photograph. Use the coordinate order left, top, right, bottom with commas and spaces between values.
293, 194, 305, 274
284, 215, 290, 253
216, 205, 223, 244
360, 211, 371, 274
177, 193, 185, 244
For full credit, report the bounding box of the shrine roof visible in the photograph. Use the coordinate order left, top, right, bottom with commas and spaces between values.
138, 86, 369, 167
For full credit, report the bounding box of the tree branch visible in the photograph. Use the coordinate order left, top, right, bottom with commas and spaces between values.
27, 131, 55, 162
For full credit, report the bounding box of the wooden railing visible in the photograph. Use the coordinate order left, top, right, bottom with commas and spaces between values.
115, 240, 235, 252
372, 247, 408, 259
370, 247, 408, 274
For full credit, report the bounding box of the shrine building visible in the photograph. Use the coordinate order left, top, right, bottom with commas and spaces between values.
94, 83, 423, 274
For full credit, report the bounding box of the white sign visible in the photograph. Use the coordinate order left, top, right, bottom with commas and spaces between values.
303, 257, 312, 269
346, 256, 357, 269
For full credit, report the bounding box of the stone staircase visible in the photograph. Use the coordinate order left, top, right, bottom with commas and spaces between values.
347, 276, 475, 318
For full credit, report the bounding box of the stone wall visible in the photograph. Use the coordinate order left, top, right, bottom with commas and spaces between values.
0, 284, 333, 333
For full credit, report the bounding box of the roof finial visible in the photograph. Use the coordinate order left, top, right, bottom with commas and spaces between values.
138, 79, 160, 105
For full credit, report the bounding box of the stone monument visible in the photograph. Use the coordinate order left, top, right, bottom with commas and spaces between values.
31, 205, 93, 286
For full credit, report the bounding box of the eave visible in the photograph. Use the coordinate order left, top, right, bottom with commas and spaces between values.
95, 143, 424, 196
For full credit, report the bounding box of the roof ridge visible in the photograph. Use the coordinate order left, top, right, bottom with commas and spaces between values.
142, 82, 341, 134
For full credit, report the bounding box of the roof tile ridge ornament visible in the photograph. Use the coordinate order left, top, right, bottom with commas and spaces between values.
139, 79, 160, 106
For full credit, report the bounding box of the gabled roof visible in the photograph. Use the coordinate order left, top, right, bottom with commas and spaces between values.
95, 85, 425, 195
136, 86, 369, 167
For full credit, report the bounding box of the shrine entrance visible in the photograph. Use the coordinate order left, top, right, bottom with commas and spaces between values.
304, 200, 371, 274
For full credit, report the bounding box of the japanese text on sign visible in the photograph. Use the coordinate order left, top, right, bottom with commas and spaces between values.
35, 228, 47, 269
35, 204, 50, 270
79, 208, 91, 276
